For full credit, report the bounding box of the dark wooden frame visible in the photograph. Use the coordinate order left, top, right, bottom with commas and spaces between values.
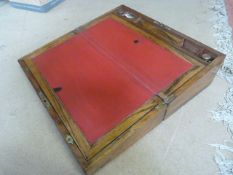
18, 5, 225, 175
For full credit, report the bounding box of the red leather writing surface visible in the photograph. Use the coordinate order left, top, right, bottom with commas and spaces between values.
33, 17, 192, 144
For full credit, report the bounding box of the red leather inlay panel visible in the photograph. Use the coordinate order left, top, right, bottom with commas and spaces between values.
33, 17, 192, 144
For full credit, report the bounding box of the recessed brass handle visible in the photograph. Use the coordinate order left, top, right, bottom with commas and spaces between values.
121, 12, 135, 19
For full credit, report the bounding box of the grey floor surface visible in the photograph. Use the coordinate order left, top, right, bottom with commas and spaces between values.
0, 0, 230, 175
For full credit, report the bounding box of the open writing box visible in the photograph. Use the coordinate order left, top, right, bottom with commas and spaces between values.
19, 5, 225, 175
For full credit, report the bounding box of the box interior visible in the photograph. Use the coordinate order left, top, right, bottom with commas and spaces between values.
33, 17, 193, 144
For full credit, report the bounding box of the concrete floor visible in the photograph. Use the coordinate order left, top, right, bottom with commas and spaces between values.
0, 0, 230, 175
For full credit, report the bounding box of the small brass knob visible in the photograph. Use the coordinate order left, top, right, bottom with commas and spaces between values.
201, 53, 212, 61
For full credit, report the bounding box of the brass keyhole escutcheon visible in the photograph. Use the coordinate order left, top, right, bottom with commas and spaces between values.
66, 135, 74, 144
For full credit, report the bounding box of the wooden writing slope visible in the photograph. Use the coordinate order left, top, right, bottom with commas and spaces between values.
19, 5, 225, 175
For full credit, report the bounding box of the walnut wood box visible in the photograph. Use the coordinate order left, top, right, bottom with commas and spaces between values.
18, 5, 225, 175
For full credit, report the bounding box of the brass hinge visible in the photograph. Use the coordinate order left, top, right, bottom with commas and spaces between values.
38, 91, 51, 109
